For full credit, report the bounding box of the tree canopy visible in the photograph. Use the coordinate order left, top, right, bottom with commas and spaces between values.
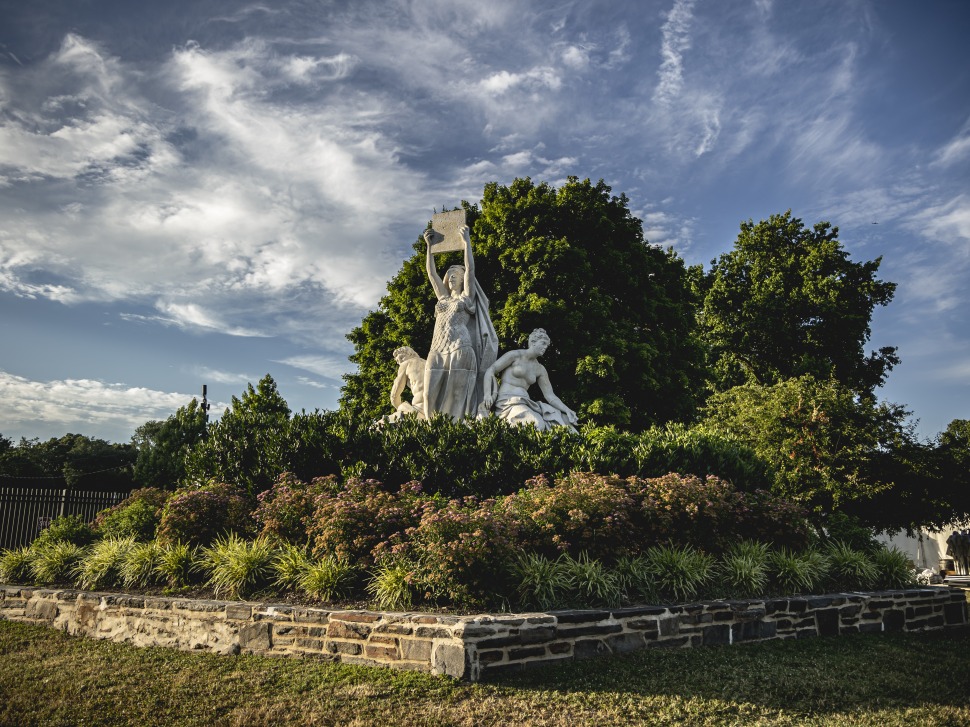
131, 398, 208, 490
696, 211, 898, 395
184, 375, 291, 496
341, 176, 705, 429
0, 433, 136, 492
699, 375, 909, 517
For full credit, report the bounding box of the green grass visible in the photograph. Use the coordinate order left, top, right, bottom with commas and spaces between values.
2, 619, 969, 726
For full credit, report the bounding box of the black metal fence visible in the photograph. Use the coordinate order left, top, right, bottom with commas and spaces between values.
0, 487, 127, 550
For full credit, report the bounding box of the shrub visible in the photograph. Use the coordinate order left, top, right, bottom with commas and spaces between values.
286, 414, 772, 500
349, 414, 573, 498
300, 556, 356, 602
366, 559, 418, 611
154, 541, 199, 587
272, 543, 312, 592
824, 540, 877, 592
821, 512, 881, 554
731, 489, 812, 550
768, 548, 828, 595
614, 555, 657, 605
156, 482, 254, 547
93, 488, 170, 542
254, 473, 338, 545
286, 410, 349, 482
872, 546, 915, 589
0, 547, 33, 584
630, 474, 810, 553
715, 541, 770, 599
29, 541, 87, 584
120, 541, 165, 588
643, 544, 714, 603
74, 537, 135, 590
406, 497, 518, 608
34, 514, 96, 548
200, 534, 275, 599
509, 553, 569, 611
306, 479, 425, 568
634, 423, 773, 490
571, 425, 639, 475
499, 473, 636, 560
559, 552, 623, 608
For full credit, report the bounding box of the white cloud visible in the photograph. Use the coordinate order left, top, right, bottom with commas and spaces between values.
280, 52, 359, 83
909, 195, 970, 247
0, 370, 193, 437
653, 0, 696, 106
493, 149, 579, 180
934, 134, 970, 168
786, 112, 882, 185
151, 302, 268, 337
0, 30, 437, 340
695, 108, 721, 156
888, 195, 970, 315
753, 0, 774, 16
501, 150, 533, 168
606, 26, 633, 68
189, 367, 255, 386
933, 122, 970, 168
561, 45, 590, 70
296, 376, 334, 390
479, 67, 562, 95
640, 209, 695, 252
274, 355, 350, 380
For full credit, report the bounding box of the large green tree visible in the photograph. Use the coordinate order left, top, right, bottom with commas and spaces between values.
697, 211, 898, 395
341, 177, 704, 429
184, 375, 291, 497
131, 398, 208, 489
700, 375, 908, 516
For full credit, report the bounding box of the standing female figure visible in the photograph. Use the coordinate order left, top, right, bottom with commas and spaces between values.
422, 224, 497, 419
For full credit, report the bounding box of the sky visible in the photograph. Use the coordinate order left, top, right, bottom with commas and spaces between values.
0, 0, 968, 444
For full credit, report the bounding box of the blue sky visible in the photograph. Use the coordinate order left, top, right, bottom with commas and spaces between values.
0, 0, 967, 443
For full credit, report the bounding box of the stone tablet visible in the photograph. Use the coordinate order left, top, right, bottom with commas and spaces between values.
429, 209, 467, 254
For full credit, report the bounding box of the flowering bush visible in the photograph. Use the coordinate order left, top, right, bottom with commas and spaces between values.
404, 496, 518, 608
93, 488, 171, 542
156, 481, 254, 547
253, 473, 339, 545
629, 473, 810, 553
730, 488, 811, 550
305, 479, 425, 568
494, 472, 808, 565
499, 473, 636, 560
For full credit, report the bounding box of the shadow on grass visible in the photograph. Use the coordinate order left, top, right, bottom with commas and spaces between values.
493, 626, 970, 713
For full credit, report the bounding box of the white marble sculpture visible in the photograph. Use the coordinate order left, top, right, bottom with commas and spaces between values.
481, 328, 578, 431
422, 224, 498, 419
388, 346, 427, 421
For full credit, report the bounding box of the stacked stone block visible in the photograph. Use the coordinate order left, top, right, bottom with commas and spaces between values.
1, 584, 965, 682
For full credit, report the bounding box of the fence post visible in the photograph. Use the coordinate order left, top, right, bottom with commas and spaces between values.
59, 488, 68, 519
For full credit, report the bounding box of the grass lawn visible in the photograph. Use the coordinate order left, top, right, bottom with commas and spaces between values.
2, 619, 969, 726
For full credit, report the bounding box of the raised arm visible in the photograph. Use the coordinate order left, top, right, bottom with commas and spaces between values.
459, 225, 474, 296
424, 229, 447, 299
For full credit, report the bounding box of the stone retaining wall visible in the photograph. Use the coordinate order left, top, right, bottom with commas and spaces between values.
1, 584, 965, 681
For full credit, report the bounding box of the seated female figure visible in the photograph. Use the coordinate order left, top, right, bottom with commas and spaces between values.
481, 328, 578, 432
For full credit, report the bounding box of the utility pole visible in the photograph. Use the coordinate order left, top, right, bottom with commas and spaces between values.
201, 384, 211, 437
